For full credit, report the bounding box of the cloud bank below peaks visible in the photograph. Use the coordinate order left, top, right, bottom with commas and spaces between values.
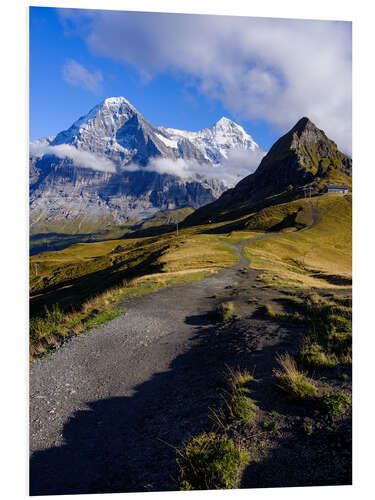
125, 148, 265, 187
30, 142, 263, 185
29, 142, 117, 173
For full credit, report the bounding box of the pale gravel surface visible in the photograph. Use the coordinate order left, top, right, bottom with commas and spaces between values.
30, 234, 279, 495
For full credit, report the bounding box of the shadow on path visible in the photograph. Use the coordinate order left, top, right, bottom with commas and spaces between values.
30, 303, 305, 495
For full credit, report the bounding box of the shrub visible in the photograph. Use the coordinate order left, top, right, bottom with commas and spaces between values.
178, 432, 249, 490
321, 393, 350, 415
274, 354, 318, 400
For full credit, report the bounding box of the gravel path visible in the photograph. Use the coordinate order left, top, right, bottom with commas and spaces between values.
29, 233, 281, 495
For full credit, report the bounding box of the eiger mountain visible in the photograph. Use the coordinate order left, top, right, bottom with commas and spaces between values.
30, 97, 264, 238
184, 117, 352, 226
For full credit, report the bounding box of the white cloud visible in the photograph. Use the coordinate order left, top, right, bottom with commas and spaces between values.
58, 10, 352, 154
125, 148, 264, 187
62, 59, 104, 95
30, 142, 116, 173
30, 140, 261, 184
220, 149, 265, 184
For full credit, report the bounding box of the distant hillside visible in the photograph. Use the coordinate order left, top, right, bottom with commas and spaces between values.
29, 206, 195, 255
184, 117, 352, 226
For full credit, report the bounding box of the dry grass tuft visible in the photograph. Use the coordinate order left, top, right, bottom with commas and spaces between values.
265, 304, 276, 318
226, 366, 254, 393
210, 367, 257, 429
216, 302, 235, 322
274, 353, 318, 400
225, 391, 258, 425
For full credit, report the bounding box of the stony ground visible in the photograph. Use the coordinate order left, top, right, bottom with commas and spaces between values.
29, 235, 351, 495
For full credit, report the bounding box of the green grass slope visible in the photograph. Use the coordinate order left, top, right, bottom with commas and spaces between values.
30, 212, 263, 321
243, 194, 352, 289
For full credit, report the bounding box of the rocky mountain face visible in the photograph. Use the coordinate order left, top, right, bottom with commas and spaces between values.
30, 97, 264, 236
159, 116, 261, 164
184, 117, 352, 226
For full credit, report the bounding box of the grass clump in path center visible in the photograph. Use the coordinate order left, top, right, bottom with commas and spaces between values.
226, 392, 257, 425
222, 367, 258, 425
215, 301, 235, 322
274, 353, 317, 400
177, 432, 249, 490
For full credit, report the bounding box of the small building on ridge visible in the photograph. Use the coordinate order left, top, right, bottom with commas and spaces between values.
325, 185, 349, 194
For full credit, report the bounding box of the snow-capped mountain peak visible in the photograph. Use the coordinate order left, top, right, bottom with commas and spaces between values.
214, 116, 238, 127
66, 97, 135, 132
211, 116, 255, 140
102, 96, 132, 106
30, 97, 266, 240
160, 116, 263, 163
41, 96, 264, 167
50, 96, 143, 156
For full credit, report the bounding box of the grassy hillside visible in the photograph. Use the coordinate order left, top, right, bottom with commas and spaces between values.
29, 191, 351, 359
29, 192, 351, 318
29, 225, 135, 256
30, 206, 195, 255
137, 206, 194, 230
30, 228, 238, 313
29, 221, 248, 358
243, 194, 352, 289
241, 197, 317, 232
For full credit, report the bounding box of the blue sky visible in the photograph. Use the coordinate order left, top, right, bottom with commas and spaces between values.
29, 7, 351, 153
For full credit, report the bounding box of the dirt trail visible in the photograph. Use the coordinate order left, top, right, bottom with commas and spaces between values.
28, 231, 333, 495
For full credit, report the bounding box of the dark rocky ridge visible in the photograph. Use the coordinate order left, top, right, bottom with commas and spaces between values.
184, 117, 352, 225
